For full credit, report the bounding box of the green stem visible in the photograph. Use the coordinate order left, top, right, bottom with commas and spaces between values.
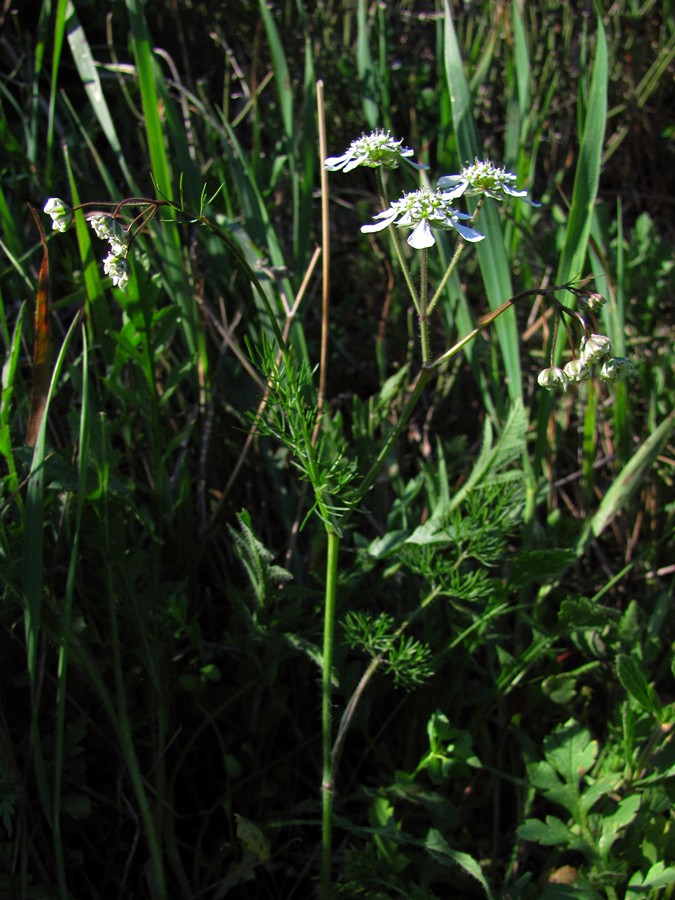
354, 286, 565, 506
320, 529, 340, 899
375, 168, 419, 313
427, 236, 465, 316
419, 248, 430, 364
354, 363, 434, 506
331, 585, 441, 778
427, 197, 484, 316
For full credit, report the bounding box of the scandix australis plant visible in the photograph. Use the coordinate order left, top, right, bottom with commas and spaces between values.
41, 127, 637, 897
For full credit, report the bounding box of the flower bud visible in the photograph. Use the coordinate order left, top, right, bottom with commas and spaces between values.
600, 357, 636, 383
537, 366, 568, 391
90, 215, 113, 240
43, 197, 73, 233
578, 292, 606, 312
103, 252, 130, 290
580, 333, 612, 365
563, 358, 591, 383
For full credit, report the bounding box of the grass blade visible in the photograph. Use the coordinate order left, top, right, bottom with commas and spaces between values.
65, 0, 139, 193
555, 14, 608, 286
442, 0, 522, 404
576, 409, 675, 556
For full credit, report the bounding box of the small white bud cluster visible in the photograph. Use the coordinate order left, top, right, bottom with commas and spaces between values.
90, 215, 131, 290
43, 199, 133, 290
537, 328, 635, 392
43, 198, 73, 233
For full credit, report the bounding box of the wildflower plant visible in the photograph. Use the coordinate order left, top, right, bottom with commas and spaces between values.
39, 132, 637, 900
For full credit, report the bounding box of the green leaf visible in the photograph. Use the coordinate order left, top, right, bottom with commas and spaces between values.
616, 654, 663, 718
518, 815, 572, 846
424, 828, 493, 899
576, 411, 675, 556
65, 1, 138, 192
555, 15, 608, 286
598, 794, 640, 856
528, 761, 578, 814
405, 399, 526, 546
627, 861, 675, 893
442, 0, 522, 402
544, 720, 598, 784
578, 774, 621, 814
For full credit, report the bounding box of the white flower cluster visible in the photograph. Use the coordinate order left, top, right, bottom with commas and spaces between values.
361, 187, 485, 249
537, 332, 635, 391
43, 198, 132, 290
438, 159, 538, 205
324, 129, 427, 173
89, 215, 131, 290
325, 133, 537, 251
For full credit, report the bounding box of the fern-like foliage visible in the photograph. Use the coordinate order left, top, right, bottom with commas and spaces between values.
228, 509, 292, 620
342, 611, 433, 690
251, 335, 357, 531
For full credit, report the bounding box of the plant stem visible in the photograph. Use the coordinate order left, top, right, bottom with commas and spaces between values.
419, 248, 430, 364
427, 197, 483, 316
375, 168, 420, 313
320, 528, 340, 898
426, 235, 464, 316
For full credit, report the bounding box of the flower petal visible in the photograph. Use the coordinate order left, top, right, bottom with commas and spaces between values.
324, 154, 349, 171
407, 219, 436, 249
361, 209, 397, 233
453, 222, 485, 242
402, 157, 430, 171
437, 175, 468, 199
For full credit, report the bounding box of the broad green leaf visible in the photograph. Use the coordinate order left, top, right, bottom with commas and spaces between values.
65, 1, 138, 192
528, 761, 577, 814
598, 794, 640, 856
579, 774, 621, 814
556, 15, 608, 286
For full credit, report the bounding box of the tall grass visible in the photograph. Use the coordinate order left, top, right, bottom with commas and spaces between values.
0, 1, 673, 898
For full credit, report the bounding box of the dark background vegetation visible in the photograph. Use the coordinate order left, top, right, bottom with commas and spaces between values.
0, 1, 673, 898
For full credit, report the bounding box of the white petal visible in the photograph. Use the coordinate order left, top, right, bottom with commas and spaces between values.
503, 184, 528, 197
403, 157, 430, 171
407, 219, 436, 249
437, 175, 467, 199
324, 154, 349, 171
453, 222, 485, 242
343, 157, 366, 172
361, 209, 398, 233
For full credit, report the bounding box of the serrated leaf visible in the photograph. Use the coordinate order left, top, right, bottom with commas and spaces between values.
578, 774, 621, 813
544, 720, 598, 784
598, 794, 640, 856
616, 654, 662, 718
559, 596, 620, 630
518, 815, 572, 846
627, 860, 675, 893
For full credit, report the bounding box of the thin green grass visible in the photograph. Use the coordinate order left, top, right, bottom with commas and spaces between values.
1, 2, 673, 898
